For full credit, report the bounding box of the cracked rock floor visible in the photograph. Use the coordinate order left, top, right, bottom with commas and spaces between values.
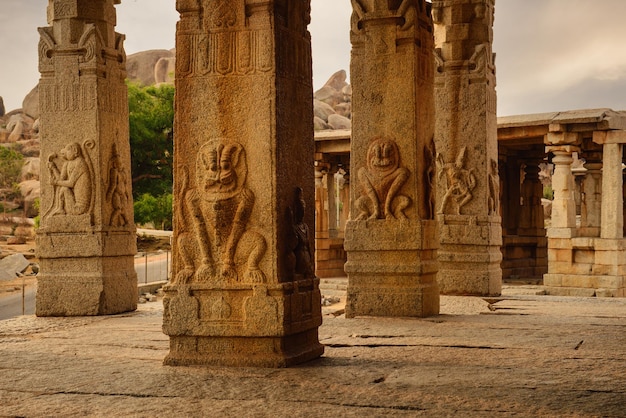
1, 284, 625, 417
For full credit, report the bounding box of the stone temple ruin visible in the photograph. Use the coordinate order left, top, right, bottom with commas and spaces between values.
34, 0, 624, 369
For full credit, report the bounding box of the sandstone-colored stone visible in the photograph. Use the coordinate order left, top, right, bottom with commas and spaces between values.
0, 253, 30, 278
433, 0, 501, 296
327, 113, 351, 130
164, 2, 322, 367
126, 49, 175, 86
5, 236, 26, 245
313, 99, 335, 122
544, 286, 596, 297
21, 85, 39, 119
313, 116, 330, 131
345, 1, 440, 317
36, 0, 137, 317
19, 157, 40, 182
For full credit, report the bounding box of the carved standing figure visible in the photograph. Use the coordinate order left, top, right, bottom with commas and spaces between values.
179, 139, 266, 284
355, 137, 411, 220
437, 147, 477, 215
105, 144, 130, 226
47, 142, 92, 216
488, 158, 499, 216
288, 187, 315, 279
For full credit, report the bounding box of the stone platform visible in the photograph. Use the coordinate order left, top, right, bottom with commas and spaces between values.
1, 283, 624, 416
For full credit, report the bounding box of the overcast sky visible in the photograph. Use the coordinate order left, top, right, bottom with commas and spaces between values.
1, 0, 626, 116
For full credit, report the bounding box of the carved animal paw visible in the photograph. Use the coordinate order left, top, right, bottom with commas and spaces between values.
175, 268, 195, 284
244, 268, 266, 284
196, 264, 215, 282
221, 264, 238, 281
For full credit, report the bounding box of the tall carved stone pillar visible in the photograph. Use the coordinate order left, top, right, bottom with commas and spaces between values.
163, 0, 323, 367
36, 0, 137, 316
344, 0, 439, 317
433, 0, 502, 295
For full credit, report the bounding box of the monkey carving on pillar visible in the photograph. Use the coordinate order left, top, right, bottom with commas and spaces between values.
355, 137, 411, 221
177, 139, 266, 284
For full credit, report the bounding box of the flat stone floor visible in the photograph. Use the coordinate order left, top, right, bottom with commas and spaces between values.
1, 285, 625, 417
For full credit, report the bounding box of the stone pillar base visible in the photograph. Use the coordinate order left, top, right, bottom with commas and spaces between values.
162, 279, 324, 367
36, 230, 137, 316
437, 215, 502, 296
544, 237, 626, 297
344, 220, 439, 318
164, 331, 324, 368
36, 257, 137, 316
437, 254, 502, 295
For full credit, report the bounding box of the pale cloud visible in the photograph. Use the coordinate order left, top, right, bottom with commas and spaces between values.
1, 0, 625, 117
494, 0, 626, 114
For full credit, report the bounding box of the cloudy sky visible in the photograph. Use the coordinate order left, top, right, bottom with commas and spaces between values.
1, 0, 626, 116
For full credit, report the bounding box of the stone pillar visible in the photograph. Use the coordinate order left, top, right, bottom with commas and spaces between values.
600, 143, 624, 239
501, 152, 521, 235
36, 0, 137, 316
344, 0, 439, 317
163, 0, 323, 367
432, 0, 502, 295
546, 147, 578, 234
326, 165, 338, 238
519, 159, 544, 232
580, 143, 603, 236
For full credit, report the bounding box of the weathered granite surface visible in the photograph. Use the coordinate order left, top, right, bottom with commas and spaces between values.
35, 0, 137, 316
165, 0, 322, 367
1, 288, 624, 416
344, 0, 440, 318
433, 0, 502, 296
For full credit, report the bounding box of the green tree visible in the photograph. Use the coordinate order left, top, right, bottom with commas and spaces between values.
127, 82, 174, 198
133, 192, 173, 230
0, 146, 23, 190
0, 146, 23, 213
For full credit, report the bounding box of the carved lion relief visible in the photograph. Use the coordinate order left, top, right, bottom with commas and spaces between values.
176, 139, 267, 285
355, 137, 411, 221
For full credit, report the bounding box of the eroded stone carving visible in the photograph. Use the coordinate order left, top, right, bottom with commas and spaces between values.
177, 139, 267, 284
288, 187, 315, 279
356, 137, 410, 220
45, 141, 94, 218
437, 147, 476, 215
424, 137, 437, 219
105, 144, 130, 227
488, 158, 499, 216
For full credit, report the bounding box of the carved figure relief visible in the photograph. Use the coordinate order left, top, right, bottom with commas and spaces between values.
205, 0, 237, 30
177, 139, 267, 284
355, 137, 411, 220
488, 158, 499, 216
424, 137, 437, 219
288, 187, 315, 279
105, 144, 130, 227
44, 140, 95, 219
437, 147, 477, 215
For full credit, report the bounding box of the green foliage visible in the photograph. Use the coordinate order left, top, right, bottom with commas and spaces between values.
0, 146, 23, 189
543, 185, 554, 200
33, 198, 41, 229
127, 81, 174, 198
134, 193, 173, 231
